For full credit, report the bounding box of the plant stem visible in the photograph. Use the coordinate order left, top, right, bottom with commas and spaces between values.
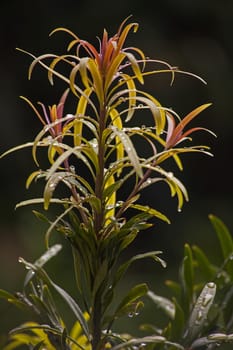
94, 106, 106, 237
91, 290, 102, 350
115, 160, 156, 219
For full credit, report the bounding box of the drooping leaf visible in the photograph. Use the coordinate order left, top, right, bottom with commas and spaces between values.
111, 127, 143, 178
24, 244, 62, 287
147, 290, 175, 319
113, 283, 148, 318
113, 251, 166, 289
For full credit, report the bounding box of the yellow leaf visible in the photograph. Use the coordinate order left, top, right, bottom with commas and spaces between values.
104, 174, 116, 225
109, 109, 124, 176
120, 74, 137, 122
25, 170, 42, 189
74, 87, 93, 146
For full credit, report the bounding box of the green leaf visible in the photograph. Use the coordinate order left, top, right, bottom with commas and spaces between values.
114, 251, 166, 290
18, 258, 90, 341
113, 283, 148, 318
209, 214, 233, 276
180, 244, 194, 316
170, 298, 185, 341
165, 280, 181, 300
110, 335, 184, 350
184, 282, 216, 344
0, 289, 28, 311
92, 259, 108, 296
129, 203, 170, 224
192, 245, 216, 281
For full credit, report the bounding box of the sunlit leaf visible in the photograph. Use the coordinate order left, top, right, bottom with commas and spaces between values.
74, 87, 93, 146
111, 127, 143, 178
120, 74, 137, 122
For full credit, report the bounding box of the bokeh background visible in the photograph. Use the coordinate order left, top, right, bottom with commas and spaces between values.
1, 0, 233, 341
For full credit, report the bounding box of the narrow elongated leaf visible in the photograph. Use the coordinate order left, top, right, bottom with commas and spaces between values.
74, 87, 93, 146
121, 74, 137, 122
147, 290, 175, 319
114, 251, 166, 289
0, 142, 35, 159
184, 282, 216, 343
111, 127, 143, 178
0, 289, 28, 311
124, 51, 144, 84
129, 203, 170, 223
170, 298, 185, 341
192, 245, 216, 280
24, 244, 62, 287
209, 214, 233, 276
135, 95, 165, 135
18, 258, 90, 340
109, 109, 124, 176
181, 244, 194, 315
87, 59, 104, 103
113, 283, 148, 318
16, 198, 72, 209
110, 335, 184, 350
105, 52, 125, 91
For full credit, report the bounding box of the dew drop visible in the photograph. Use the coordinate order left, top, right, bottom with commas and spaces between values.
178, 208, 182, 213
202, 293, 213, 306
70, 165, 76, 173
138, 104, 144, 108
207, 282, 215, 288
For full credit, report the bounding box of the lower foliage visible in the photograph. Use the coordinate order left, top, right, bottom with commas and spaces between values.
1, 215, 233, 350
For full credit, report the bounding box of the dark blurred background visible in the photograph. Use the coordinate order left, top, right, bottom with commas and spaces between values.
1, 0, 233, 340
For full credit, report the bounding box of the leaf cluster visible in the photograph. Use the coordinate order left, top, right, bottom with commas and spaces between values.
143, 215, 233, 350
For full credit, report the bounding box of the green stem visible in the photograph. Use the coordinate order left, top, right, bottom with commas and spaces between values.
94, 106, 106, 237
91, 290, 102, 350
115, 160, 156, 219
